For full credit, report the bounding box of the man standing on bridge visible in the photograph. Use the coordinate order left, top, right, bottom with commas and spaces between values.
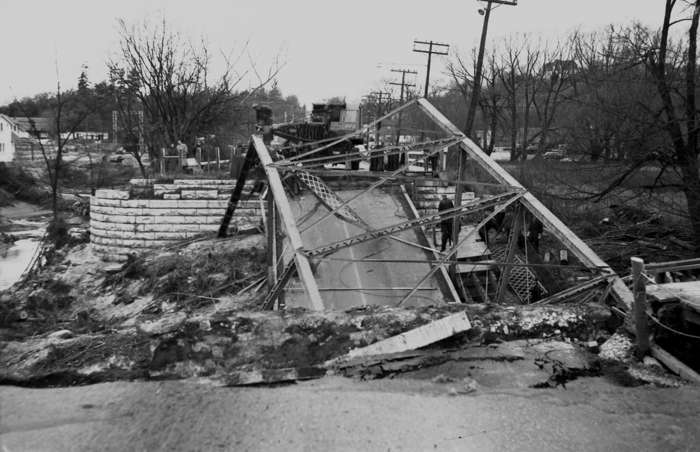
438, 194, 454, 252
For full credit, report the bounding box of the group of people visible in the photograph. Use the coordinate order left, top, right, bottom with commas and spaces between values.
437, 194, 544, 253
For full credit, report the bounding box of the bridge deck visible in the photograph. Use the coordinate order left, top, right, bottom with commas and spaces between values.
284, 189, 445, 310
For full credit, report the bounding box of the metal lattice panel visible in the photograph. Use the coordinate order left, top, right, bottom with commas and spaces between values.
492, 245, 548, 303
292, 169, 368, 228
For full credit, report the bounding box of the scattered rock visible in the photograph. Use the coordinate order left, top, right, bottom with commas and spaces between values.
447, 377, 479, 395
104, 263, 125, 274
643, 356, 663, 369
48, 329, 75, 341
599, 332, 634, 361
431, 374, 456, 384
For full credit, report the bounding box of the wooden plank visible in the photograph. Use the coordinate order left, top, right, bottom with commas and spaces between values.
266, 192, 276, 291
252, 135, 324, 311
647, 281, 700, 312
415, 97, 634, 311
650, 343, 700, 384
646, 257, 700, 273
341, 311, 471, 360
399, 184, 463, 303
275, 195, 285, 309
531, 275, 609, 305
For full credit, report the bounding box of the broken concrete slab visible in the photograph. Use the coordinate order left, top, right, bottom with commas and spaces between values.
339, 311, 471, 362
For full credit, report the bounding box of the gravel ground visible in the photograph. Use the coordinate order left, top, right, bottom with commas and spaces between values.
2, 376, 699, 451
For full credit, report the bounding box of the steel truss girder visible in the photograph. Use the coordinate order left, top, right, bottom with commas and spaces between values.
295, 138, 457, 234
284, 98, 423, 163
303, 191, 520, 258
414, 97, 634, 310
262, 259, 296, 310
274, 137, 462, 169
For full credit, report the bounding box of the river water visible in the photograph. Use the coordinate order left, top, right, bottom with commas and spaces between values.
0, 237, 41, 290
0, 212, 46, 291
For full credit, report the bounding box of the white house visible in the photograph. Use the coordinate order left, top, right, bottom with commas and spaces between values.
0, 114, 23, 162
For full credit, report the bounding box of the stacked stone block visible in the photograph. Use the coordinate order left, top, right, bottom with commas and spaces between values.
90, 179, 260, 261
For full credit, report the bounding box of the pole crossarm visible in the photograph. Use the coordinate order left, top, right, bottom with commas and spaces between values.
302, 191, 522, 258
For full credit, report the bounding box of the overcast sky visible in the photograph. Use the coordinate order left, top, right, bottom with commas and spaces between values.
0, 0, 664, 107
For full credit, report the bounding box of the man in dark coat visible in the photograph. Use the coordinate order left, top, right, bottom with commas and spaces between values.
438, 194, 454, 251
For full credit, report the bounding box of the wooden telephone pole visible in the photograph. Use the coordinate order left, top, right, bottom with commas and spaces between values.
464, 0, 517, 137
369, 91, 392, 171
412, 40, 449, 99
454, 0, 518, 276
389, 69, 417, 169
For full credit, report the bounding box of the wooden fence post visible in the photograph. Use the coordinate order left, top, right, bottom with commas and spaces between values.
216, 146, 221, 171
267, 192, 276, 292
631, 257, 650, 358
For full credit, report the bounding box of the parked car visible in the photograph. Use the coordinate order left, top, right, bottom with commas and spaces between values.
543, 149, 566, 160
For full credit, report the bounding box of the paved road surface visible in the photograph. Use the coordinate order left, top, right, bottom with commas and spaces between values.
285, 189, 445, 310
2, 377, 699, 451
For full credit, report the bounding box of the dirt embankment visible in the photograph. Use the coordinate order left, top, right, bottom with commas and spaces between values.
0, 164, 52, 208
1, 232, 682, 390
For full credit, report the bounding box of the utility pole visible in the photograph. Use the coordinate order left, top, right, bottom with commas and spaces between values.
389, 69, 417, 169
369, 91, 391, 171
464, 0, 517, 137
413, 40, 449, 99
453, 0, 518, 290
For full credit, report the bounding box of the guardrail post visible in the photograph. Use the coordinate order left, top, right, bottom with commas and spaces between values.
631, 256, 650, 358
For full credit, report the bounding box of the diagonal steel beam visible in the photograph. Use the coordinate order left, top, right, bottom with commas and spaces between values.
297, 137, 463, 234
282, 137, 462, 168
252, 135, 324, 310
262, 259, 296, 310
414, 97, 634, 310
396, 193, 523, 306
303, 191, 521, 258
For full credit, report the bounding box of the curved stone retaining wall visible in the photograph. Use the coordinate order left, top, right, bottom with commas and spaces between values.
90, 179, 260, 261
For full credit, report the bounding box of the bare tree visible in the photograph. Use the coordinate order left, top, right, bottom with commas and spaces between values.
108, 17, 281, 163
563, 1, 700, 248
532, 40, 574, 156
516, 37, 542, 160
640, 0, 700, 248
20, 79, 92, 235
109, 66, 149, 177
447, 48, 504, 155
